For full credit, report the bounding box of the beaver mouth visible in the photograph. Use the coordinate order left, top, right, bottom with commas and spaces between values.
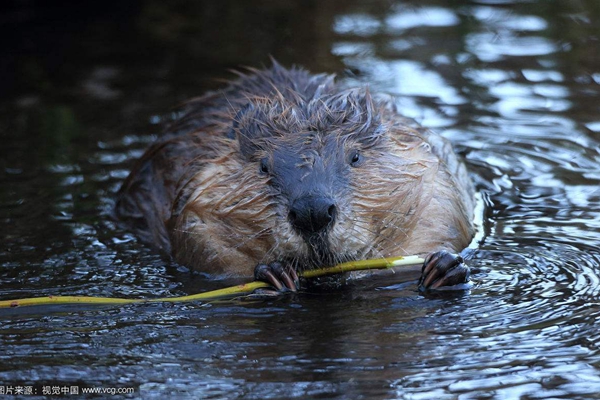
299, 232, 347, 269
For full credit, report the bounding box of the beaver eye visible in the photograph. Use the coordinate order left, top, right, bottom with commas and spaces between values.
259, 158, 270, 175
349, 150, 363, 167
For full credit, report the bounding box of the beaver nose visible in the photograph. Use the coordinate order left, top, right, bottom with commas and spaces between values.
288, 196, 337, 235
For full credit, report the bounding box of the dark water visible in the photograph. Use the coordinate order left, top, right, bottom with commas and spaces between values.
2, 0, 600, 398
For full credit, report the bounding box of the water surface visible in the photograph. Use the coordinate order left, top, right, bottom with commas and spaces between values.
2, 1, 600, 398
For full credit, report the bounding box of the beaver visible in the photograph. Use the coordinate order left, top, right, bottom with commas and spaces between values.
115, 61, 475, 292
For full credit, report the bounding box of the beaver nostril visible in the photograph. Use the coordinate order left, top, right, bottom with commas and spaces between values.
288, 209, 298, 224
327, 204, 337, 219
289, 196, 336, 235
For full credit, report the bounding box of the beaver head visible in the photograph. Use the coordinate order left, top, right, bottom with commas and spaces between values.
232, 87, 385, 265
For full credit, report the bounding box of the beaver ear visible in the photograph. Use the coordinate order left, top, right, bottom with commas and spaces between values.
231, 103, 266, 160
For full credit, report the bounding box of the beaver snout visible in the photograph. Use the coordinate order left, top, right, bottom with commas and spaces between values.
288, 195, 337, 236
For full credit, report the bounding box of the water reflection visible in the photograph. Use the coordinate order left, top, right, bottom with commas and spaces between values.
1, 0, 600, 398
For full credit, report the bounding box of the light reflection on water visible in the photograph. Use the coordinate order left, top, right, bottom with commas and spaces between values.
1, 0, 600, 398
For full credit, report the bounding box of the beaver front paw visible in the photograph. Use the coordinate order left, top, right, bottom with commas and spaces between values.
254, 262, 300, 293
418, 251, 471, 291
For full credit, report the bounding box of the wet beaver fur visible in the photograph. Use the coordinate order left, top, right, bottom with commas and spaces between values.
116, 62, 475, 292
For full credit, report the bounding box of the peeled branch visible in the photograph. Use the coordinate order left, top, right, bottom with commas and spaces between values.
0, 255, 424, 309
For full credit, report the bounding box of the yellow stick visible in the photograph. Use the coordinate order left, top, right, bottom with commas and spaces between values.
0, 255, 424, 309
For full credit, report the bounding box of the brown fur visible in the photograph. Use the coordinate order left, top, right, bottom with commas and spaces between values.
115, 62, 475, 276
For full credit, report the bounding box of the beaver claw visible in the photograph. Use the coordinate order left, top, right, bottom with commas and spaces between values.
254, 262, 300, 293
418, 251, 471, 291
